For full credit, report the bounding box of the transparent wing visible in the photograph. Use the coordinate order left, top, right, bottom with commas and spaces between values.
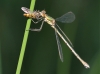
55, 28, 63, 62
55, 23, 73, 47
56, 12, 75, 23
21, 7, 33, 13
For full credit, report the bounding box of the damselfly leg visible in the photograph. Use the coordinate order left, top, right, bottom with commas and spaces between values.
29, 20, 45, 31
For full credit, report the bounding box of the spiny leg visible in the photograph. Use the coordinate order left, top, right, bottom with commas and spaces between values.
29, 21, 45, 31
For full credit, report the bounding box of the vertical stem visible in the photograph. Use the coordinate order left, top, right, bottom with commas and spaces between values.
15, 0, 36, 74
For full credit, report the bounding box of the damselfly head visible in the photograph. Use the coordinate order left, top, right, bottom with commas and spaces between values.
41, 10, 46, 14
39, 10, 46, 17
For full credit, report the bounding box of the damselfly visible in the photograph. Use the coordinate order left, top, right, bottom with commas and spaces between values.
21, 7, 90, 68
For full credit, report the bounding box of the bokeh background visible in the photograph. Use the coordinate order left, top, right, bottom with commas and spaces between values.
1, 0, 99, 74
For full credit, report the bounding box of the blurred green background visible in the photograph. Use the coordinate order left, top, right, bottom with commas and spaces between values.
1, 0, 99, 74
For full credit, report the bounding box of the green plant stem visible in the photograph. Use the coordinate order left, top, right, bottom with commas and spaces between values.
15, 0, 36, 74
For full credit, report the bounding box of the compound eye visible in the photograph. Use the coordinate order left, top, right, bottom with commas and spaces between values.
42, 10, 46, 14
